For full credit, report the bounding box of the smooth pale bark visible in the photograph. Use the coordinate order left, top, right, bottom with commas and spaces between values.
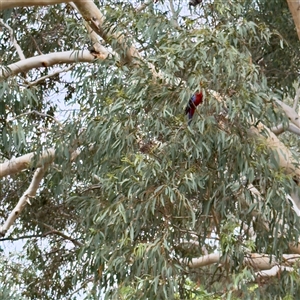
0, 145, 86, 178
187, 252, 300, 270
271, 122, 300, 136
0, 166, 48, 237
73, 1, 140, 66
275, 99, 300, 129
0, 149, 55, 178
286, 0, 300, 40
0, 50, 104, 80
256, 265, 294, 277
0, 0, 71, 10
249, 123, 300, 179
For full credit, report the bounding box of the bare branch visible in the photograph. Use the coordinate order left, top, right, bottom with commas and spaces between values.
0, 233, 45, 242
73, 0, 140, 66
286, 0, 300, 41
274, 98, 300, 129
26, 64, 76, 87
248, 123, 300, 179
0, 166, 48, 237
186, 253, 220, 268
0, 18, 25, 60
0, 50, 103, 80
69, 2, 111, 57
43, 229, 83, 247
256, 265, 294, 277
12, 110, 63, 127
293, 87, 300, 110
0, 0, 71, 10
186, 252, 300, 270
271, 122, 300, 136
169, 0, 180, 29
136, 0, 153, 12
0, 148, 55, 178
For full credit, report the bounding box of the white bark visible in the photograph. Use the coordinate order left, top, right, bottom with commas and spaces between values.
73, 0, 140, 66
256, 265, 294, 277
0, 0, 71, 10
0, 166, 48, 237
186, 253, 220, 268
275, 99, 300, 129
0, 50, 103, 80
286, 0, 300, 40
0, 149, 55, 178
271, 122, 300, 136
248, 123, 300, 179
187, 252, 300, 271
0, 19, 25, 60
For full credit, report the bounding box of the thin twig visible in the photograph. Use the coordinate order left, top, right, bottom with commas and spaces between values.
33, 220, 83, 247
136, 0, 153, 12
43, 230, 83, 247
26, 64, 75, 87
0, 234, 45, 242
0, 18, 25, 60
29, 34, 43, 55
13, 109, 63, 127
169, 0, 180, 29
293, 87, 300, 110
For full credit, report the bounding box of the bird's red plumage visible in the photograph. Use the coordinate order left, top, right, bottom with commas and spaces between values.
193, 92, 203, 106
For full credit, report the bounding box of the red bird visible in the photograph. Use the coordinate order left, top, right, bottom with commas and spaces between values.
185, 91, 203, 124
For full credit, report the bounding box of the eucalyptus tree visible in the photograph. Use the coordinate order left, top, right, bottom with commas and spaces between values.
1, 0, 300, 299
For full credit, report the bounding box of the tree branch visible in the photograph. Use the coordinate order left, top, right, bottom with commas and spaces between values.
169, 0, 180, 29
0, 148, 55, 178
0, 50, 103, 80
43, 229, 83, 247
286, 0, 300, 41
274, 98, 300, 129
0, 18, 25, 60
185, 252, 300, 270
136, 0, 153, 12
69, 2, 112, 58
26, 64, 76, 87
13, 110, 63, 127
271, 122, 300, 136
0, 165, 48, 237
73, 0, 140, 66
0, 0, 71, 10
256, 265, 294, 277
293, 87, 300, 110
248, 123, 300, 180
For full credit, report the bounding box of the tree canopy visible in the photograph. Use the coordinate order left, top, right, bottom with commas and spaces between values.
1, 0, 300, 299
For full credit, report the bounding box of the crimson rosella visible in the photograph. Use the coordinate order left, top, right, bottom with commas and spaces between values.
185, 91, 203, 124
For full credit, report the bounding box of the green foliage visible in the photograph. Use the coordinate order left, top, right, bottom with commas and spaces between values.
0, 0, 300, 299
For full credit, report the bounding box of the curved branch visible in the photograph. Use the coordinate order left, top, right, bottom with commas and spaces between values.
0, 50, 104, 80
248, 123, 300, 180
26, 64, 76, 87
0, 148, 55, 178
73, 0, 140, 66
256, 265, 294, 277
0, 165, 48, 237
43, 229, 83, 247
136, 0, 153, 12
186, 252, 300, 270
286, 0, 300, 41
275, 98, 300, 129
271, 122, 300, 136
293, 87, 300, 110
0, 0, 71, 10
0, 19, 25, 60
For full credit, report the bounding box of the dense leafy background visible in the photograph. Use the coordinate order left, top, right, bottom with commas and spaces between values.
1, 0, 300, 299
